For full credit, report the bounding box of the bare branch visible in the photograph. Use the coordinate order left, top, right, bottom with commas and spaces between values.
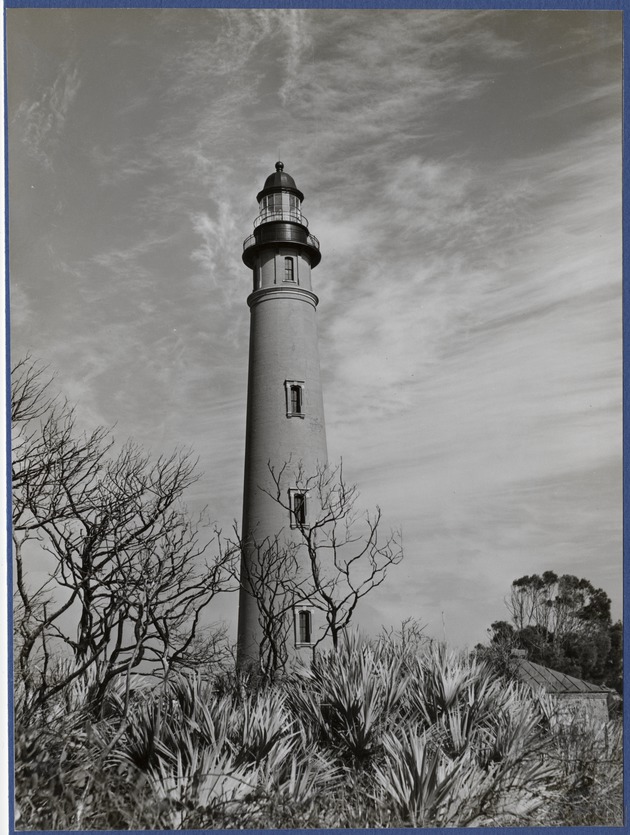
12, 356, 236, 715
257, 460, 403, 652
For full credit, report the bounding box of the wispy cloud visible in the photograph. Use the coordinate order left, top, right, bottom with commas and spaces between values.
278, 9, 313, 106
90, 143, 159, 186
13, 59, 80, 169
8, 8, 621, 645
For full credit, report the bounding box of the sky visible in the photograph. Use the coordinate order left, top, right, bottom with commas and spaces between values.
6, 8, 622, 650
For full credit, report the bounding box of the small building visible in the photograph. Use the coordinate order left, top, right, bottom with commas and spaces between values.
514, 657, 610, 724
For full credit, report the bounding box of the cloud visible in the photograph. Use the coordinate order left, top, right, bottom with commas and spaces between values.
13, 59, 81, 169
160, 9, 279, 88
8, 9, 621, 647
278, 9, 313, 106
90, 143, 159, 186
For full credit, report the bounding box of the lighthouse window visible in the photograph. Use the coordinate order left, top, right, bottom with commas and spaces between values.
290, 490, 307, 528
285, 380, 305, 418
284, 257, 295, 282
261, 194, 281, 212
291, 385, 302, 414
296, 609, 312, 645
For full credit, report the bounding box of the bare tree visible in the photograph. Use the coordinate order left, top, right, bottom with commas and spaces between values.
12, 357, 236, 714
234, 530, 305, 680
263, 461, 403, 650
377, 617, 430, 656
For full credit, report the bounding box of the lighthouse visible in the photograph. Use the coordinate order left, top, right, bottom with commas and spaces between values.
237, 162, 328, 671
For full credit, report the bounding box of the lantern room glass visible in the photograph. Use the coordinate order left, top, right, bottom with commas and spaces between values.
258, 190, 302, 225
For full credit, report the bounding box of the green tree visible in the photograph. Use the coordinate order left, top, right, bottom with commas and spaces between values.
484, 572, 621, 692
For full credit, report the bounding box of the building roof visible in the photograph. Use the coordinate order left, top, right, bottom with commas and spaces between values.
257, 161, 304, 202
515, 659, 608, 695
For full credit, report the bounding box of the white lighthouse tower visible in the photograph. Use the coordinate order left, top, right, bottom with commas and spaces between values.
237, 162, 328, 671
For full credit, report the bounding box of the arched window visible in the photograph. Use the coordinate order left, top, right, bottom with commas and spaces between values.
298, 610, 312, 645
284, 257, 295, 282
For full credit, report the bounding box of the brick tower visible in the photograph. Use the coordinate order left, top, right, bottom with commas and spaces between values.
237, 162, 328, 671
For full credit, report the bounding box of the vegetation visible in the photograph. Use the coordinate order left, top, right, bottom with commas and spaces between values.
239, 460, 403, 679
12, 362, 622, 828
482, 571, 622, 693
264, 461, 403, 651
12, 356, 236, 717
15, 632, 622, 829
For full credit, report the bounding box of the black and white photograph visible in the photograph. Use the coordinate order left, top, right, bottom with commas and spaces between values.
7, 6, 623, 829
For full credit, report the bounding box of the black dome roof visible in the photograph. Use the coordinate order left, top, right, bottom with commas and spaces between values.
256, 161, 304, 202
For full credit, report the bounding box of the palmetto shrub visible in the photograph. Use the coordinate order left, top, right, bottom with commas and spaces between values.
14, 633, 621, 829
287, 631, 408, 762
405, 647, 512, 751
15, 669, 161, 830
106, 674, 256, 827
373, 729, 478, 826
371, 645, 558, 826
146, 745, 256, 829
103, 673, 338, 828
232, 688, 291, 766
